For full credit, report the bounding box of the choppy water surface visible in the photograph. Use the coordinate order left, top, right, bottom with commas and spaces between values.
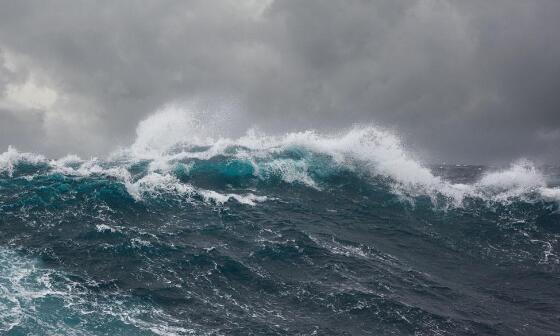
1, 113, 559, 335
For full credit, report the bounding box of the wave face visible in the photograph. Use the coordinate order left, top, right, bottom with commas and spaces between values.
1, 107, 560, 335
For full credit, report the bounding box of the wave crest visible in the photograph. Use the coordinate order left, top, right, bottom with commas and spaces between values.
2, 106, 559, 207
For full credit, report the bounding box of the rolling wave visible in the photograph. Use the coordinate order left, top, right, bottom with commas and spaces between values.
1, 105, 560, 335
1, 105, 558, 208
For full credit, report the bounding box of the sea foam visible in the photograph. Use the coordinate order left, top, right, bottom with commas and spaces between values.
2, 104, 559, 206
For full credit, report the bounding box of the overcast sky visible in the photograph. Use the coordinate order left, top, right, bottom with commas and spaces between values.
0, 0, 559, 164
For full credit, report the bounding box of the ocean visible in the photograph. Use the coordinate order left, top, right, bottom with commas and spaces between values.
1, 118, 559, 335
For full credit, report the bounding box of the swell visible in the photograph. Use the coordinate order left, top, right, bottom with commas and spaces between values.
3, 104, 559, 209
1, 133, 559, 210
2, 106, 560, 335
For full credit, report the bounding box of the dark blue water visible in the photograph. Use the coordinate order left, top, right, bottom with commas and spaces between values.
1, 138, 559, 335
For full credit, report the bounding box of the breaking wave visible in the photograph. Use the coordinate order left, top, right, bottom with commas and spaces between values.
2, 104, 560, 335
1, 105, 558, 208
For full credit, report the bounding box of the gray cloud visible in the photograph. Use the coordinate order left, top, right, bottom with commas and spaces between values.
0, 0, 559, 163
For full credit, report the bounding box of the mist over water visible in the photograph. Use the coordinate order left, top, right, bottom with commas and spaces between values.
1, 105, 560, 335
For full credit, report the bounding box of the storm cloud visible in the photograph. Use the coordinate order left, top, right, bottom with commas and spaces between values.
0, 0, 559, 163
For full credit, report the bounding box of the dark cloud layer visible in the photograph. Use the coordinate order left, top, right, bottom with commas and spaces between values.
0, 0, 559, 163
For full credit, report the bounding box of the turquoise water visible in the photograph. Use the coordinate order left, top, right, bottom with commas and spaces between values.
1, 130, 560, 335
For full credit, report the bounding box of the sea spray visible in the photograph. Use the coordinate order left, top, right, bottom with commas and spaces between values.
1, 105, 560, 335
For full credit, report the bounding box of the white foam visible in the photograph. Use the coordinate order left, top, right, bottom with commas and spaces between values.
122, 108, 458, 196
540, 187, 560, 201
0, 147, 268, 205
0, 146, 46, 176
475, 160, 548, 202
131, 105, 209, 157
53, 154, 83, 166
199, 190, 267, 206
259, 158, 317, 188
0, 248, 200, 335
3, 104, 560, 207
126, 172, 195, 201
95, 224, 118, 233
